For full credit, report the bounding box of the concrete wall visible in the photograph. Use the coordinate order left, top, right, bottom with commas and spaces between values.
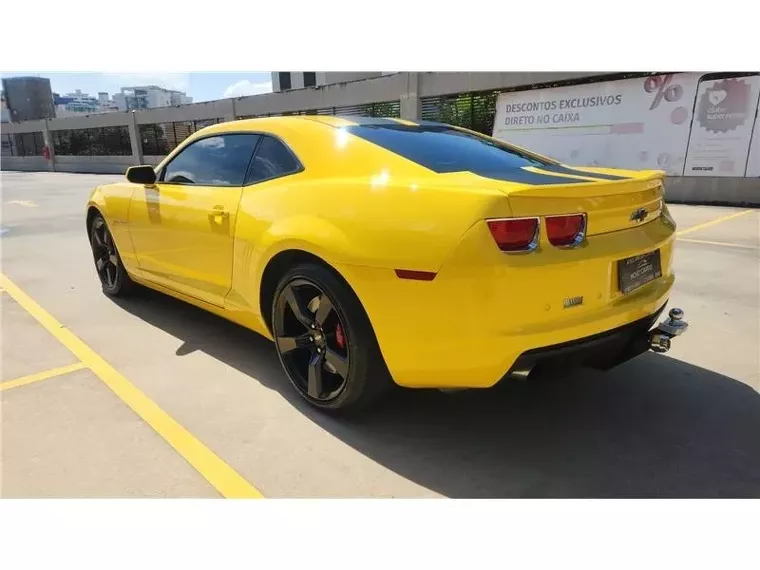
2, 118, 48, 134
2, 156, 51, 171
135, 99, 235, 124
2, 114, 130, 134
321, 72, 386, 85
664, 176, 760, 206
54, 155, 134, 174
143, 155, 167, 167
417, 72, 612, 97
2, 153, 135, 175
48, 112, 131, 131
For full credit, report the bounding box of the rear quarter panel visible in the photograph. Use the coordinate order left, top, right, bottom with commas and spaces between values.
226, 174, 506, 327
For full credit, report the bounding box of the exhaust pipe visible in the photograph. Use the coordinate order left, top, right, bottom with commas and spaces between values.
648, 307, 688, 353
649, 332, 671, 353
507, 366, 534, 380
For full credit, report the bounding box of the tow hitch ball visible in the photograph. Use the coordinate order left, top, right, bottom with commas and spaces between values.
648, 308, 688, 354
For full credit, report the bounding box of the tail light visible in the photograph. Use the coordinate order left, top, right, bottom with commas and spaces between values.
545, 213, 586, 247
487, 217, 539, 252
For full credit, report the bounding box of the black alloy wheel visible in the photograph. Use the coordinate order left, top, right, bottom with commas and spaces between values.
271, 263, 392, 413
274, 278, 351, 403
89, 214, 133, 296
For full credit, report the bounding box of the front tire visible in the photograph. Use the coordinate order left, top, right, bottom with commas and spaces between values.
89, 213, 135, 297
271, 262, 392, 413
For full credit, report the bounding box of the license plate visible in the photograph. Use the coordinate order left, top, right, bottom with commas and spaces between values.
618, 250, 662, 294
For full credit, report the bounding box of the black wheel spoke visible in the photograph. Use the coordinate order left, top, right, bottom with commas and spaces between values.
307, 352, 324, 398
105, 266, 115, 287
325, 348, 349, 379
314, 295, 334, 326
92, 228, 104, 248
283, 285, 314, 328
276, 333, 312, 355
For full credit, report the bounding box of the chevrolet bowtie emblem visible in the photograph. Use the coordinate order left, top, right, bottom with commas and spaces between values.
630, 207, 649, 223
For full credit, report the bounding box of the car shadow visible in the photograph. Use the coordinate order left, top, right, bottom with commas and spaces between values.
113, 288, 760, 498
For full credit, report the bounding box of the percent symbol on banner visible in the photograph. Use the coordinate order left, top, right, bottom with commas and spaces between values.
644, 74, 684, 110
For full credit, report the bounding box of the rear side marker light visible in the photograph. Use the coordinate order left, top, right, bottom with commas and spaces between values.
487, 217, 539, 252
546, 213, 586, 247
395, 269, 437, 281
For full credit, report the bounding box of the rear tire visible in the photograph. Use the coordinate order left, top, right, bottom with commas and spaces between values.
271, 262, 392, 414
89, 213, 135, 297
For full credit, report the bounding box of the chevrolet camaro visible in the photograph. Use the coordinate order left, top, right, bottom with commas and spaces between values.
86, 115, 689, 413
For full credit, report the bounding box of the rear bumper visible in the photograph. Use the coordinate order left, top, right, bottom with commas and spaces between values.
336, 215, 678, 389
503, 302, 667, 380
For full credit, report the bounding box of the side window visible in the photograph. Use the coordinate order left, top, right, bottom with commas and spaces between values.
162, 134, 259, 186
246, 136, 302, 184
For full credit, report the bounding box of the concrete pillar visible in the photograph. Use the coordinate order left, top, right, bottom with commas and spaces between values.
225, 99, 237, 122
291, 73, 305, 90
42, 119, 56, 172
127, 111, 143, 165
400, 72, 421, 121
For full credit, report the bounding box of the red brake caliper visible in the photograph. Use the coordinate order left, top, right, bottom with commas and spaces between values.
335, 323, 345, 349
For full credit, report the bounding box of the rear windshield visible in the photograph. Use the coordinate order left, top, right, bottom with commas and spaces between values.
345, 124, 555, 173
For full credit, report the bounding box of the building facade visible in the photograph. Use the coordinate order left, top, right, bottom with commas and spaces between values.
1, 76, 55, 122
54, 90, 100, 115
53, 90, 120, 117
1, 90, 9, 123
112, 86, 193, 111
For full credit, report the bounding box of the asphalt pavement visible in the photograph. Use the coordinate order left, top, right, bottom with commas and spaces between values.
1, 171, 758, 498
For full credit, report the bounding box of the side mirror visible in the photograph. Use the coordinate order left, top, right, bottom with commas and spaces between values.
126, 165, 157, 185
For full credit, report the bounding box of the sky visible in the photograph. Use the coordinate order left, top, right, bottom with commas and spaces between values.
0, 72, 273, 102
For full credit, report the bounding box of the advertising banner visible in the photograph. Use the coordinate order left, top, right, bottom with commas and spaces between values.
684, 75, 760, 177
492, 73, 702, 175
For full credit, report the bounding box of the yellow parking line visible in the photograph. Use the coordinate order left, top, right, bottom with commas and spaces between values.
0, 272, 263, 499
676, 209, 754, 237
677, 237, 759, 250
1, 362, 87, 392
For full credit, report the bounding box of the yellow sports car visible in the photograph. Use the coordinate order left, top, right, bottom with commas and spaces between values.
86, 116, 689, 412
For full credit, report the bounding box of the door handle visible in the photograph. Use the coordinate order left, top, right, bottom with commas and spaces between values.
210, 206, 229, 218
